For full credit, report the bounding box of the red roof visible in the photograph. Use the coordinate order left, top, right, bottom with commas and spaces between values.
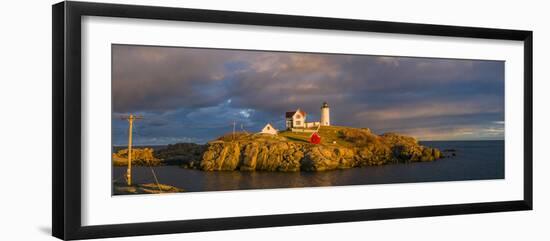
285, 109, 306, 118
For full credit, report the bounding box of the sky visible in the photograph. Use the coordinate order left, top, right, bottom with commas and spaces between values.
111, 44, 504, 145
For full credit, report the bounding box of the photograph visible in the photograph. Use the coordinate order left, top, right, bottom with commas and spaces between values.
47, 1, 537, 239
111, 44, 505, 195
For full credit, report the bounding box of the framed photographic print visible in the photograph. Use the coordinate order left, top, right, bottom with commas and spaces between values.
52, 1, 533, 240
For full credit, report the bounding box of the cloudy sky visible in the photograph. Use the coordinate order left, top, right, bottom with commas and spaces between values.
112, 44, 504, 145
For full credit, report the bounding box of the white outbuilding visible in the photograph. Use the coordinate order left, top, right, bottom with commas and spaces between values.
260, 123, 278, 135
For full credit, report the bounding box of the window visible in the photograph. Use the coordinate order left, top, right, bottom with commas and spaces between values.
295, 114, 301, 119
296, 121, 301, 125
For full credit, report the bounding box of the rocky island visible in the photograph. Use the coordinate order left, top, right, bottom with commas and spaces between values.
113, 125, 443, 172
199, 126, 441, 171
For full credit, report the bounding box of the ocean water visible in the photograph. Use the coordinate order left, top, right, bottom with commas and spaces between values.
113, 140, 504, 193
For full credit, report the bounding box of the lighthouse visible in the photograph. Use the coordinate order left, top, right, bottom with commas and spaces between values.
320, 102, 330, 126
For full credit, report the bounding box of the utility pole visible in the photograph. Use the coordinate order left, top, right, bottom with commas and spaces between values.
121, 114, 143, 186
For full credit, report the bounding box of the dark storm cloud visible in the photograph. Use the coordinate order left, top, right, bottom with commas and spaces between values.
112, 45, 504, 145
112, 45, 235, 112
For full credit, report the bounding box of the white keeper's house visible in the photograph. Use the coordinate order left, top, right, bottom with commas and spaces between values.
285, 109, 307, 129
285, 102, 331, 130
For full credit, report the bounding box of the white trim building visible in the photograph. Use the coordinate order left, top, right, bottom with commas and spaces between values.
285, 109, 307, 129
260, 123, 278, 135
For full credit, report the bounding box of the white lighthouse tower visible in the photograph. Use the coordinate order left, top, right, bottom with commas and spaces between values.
320, 102, 330, 126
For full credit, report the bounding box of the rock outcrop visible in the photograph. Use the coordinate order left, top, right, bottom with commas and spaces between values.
199, 128, 442, 172
154, 143, 206, 167
113, 183, 183, 195
113, 127, 443, 171
112, 148, 160, 166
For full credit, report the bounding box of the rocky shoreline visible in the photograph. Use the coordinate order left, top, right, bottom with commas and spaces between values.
198, 131, 441, 172
113, 126, 444, 172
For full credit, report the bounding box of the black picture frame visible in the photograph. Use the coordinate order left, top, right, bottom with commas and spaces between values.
52, 1, 533, 240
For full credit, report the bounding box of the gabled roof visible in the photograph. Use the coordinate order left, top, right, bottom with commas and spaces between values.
262, 123, 277, 130
285, 109, 306, 118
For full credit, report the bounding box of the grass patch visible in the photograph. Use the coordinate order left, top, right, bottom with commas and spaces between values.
278, 131, 311, 143
278, 125, 373, 148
